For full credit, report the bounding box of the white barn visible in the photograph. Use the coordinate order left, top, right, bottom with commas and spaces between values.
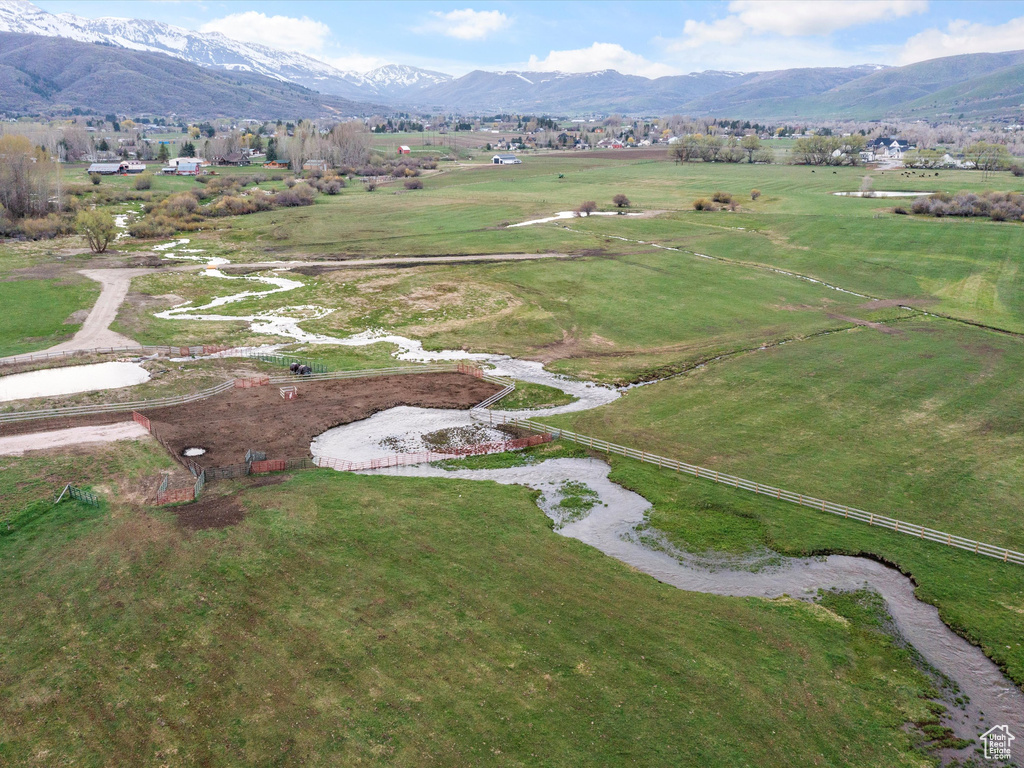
492, 153, 521, 165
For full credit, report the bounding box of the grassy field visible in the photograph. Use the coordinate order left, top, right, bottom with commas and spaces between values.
0, 278, 100, 357
0, 467, 954, 766
549, 317, 1024, 682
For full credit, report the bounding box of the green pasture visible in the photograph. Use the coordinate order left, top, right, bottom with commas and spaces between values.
604, 456, 1024, 688
0, 278, 99, 357
555, 316, 1024, 548
550, 317, 1024, 679
0, 467, 951, 766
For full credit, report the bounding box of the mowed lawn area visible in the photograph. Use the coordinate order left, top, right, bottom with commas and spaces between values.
0, 278, 99, 357
552, 317, 1024, 684
0, 464, 949, 767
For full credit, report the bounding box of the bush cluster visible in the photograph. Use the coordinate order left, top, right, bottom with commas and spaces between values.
910, 191, 1024, 222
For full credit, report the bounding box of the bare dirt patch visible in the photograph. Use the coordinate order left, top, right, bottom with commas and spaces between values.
827, 313, 903, 335
143, 372, 501, 469
858, 298, 933, 310
173, 494, 247, 530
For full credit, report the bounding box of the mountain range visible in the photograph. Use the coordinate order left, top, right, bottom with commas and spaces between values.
0, 32, 379, 118
1, 0, 1023, 120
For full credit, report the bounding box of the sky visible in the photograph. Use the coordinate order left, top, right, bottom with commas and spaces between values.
36, 0, 1024, 77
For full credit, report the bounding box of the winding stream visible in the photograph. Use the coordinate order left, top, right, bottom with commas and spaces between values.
353, 457, 1024, 760
104, 228, 1024, 757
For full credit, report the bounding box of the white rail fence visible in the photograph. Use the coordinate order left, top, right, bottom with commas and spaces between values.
471, 409, 1024, 567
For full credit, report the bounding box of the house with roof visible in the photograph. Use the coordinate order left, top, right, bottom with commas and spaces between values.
492, 153, 522, 165
215, 152, 250, 166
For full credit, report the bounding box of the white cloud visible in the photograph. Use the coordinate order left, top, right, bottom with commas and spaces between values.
526, 42, 680, 78
421, 8, 509, 40
199, 12, 331, 52
675, 0, 927, 49
899, 17, 1024, 64
728, 0, 927, 37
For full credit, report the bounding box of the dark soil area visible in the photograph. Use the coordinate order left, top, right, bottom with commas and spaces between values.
173, 493, 247, 530
144, 372, 500, 469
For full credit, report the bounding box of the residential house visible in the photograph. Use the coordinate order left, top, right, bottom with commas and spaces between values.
215, 152, 250, 166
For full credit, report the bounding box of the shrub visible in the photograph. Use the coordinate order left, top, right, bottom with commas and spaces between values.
133, 173, 153, 191
364, 180, 377, 192
612, 194, 630, 208
750, 189, 761, 201
893, 206, 908, 215
162, 192, 201, 217
273, 182, 317, 207
76, 209, 117, 252
911, 196, 932, 214
404, 179, 423, 190
712, 191, 732, 203
89, 173, 101, 186
193, 174, 209, 184
21, 213, 70, 240
693, 198, 714, 211
1012, 165, 1024, 177
285, 177, 297, 188
574, 200, 598, 217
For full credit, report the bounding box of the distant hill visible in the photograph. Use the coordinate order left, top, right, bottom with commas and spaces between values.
0, 0, 450, 101
2, 0, 1024, 119
0, 32, 380, 118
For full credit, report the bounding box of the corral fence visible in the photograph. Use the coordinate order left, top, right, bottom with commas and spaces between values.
55, 484, 99, 506
237, 350, 327, 374
471, 409, 1024, 567
0, 381, 236, 428
155, 470, 206, 505
0, 363, 495, 429
0, 344, 232, 368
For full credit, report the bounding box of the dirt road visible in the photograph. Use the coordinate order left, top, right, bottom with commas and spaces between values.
0, 421, 151, 456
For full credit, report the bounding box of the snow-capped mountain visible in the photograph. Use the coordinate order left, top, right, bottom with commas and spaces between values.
363, 65, 452, 97
0, 0, 394, 100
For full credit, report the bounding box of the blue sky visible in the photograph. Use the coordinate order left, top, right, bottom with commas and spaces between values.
37, 1, 1024, 76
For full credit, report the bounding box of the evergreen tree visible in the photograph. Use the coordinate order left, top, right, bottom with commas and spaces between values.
266, 138, 277, 162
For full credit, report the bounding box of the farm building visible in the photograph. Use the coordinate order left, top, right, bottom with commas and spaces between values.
167, 157, 210, 169
175, 161, 203, 176
86, 161, 146, 175
263, 160, 289, 169
492, 153, 522, 165
398, 145, 411, 155
302, 160, 331, 172
86, 163, 123, 175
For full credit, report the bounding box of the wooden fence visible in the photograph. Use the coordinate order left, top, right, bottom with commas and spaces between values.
471, 409, 1024, 567
0, 381, 237, 427
1, 344, 231, 368
0, 363, 493, 428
